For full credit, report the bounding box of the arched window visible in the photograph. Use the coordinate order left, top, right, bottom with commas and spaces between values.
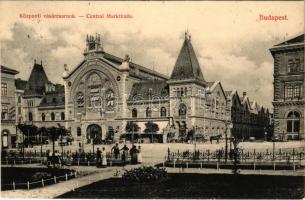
132, 108, 137, 118
41, 113, 45, 121
160, 107, 166, 117
61, 112, 65, 120
29, 112, 33, 121
146, 107, 152, 118
51, 112, 55, 121
52, 98, 57, 103
287, 111, 300, 133
178, 104, 187, 116
77, 127, 82, 136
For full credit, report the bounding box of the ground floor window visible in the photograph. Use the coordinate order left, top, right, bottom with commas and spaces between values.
287, 111, 300, 133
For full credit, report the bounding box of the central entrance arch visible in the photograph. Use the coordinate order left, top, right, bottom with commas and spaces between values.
86, 124, 102, 144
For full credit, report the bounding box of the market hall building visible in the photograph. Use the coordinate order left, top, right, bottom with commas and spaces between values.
1, 32, 271, 148
62, 33, 270, 145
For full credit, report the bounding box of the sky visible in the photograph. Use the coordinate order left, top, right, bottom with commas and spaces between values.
0, 1, 304, 109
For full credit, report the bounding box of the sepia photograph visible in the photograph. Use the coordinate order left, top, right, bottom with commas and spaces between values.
0, 1, 304, 199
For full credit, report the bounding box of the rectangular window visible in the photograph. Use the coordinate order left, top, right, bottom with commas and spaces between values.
1, 105, 8, 120
1, 83, 7, 96
288, 58, 301, 73
294, 85, 300, 98
286, 86, 293, 98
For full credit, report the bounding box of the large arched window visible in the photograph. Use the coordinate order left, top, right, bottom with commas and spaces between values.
287, 111, 300, 133
178, 104, 187, 116
132, 108, 138, 118
51, 112, 55, 121
61, 112, 65, 120
160, 107, 167, 117
29, 112, 33, 121
77, 127, 82, 136
41, 113, 45, 121
146, 107, 152, 118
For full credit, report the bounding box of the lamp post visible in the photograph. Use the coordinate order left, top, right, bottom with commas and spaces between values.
40, 128, 43, 158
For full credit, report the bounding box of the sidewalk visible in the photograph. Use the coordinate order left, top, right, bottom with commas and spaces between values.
166, 167, 305, 176
1, 165, 141, 199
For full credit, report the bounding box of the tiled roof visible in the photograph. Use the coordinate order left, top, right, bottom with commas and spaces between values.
128, 80, 169, 101
169, 36, 205, 82
24, 63, 49, 96
275, 34, 304, 46
1, 65, 19, 75
103, 52, 168, 80
15, 78, 27, 90
64, 52, 168, 81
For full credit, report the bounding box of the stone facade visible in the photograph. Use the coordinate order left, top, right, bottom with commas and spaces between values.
226, 90, 271, 140
1, 65, 18, 148
270, 34, 305, 140
3, 32, 272, 147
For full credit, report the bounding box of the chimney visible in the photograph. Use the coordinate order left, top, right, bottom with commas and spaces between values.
243, 91, 247, 97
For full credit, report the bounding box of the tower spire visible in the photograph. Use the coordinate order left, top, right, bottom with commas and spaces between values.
169, 33, 205, 83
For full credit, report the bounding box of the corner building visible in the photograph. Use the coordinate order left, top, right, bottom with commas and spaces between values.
270, 34, 305, 140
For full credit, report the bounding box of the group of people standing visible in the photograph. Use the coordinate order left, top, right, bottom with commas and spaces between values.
111, 143, 143, 165
95, 143, 143, 168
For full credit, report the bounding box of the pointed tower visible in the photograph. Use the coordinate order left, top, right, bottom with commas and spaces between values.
24, 60, 49, 97
23, 60, 49, 122
168, 32, 207, 140
169, 32, 206, 84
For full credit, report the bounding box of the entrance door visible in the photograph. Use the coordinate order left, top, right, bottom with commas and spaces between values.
86, 124, 102, 144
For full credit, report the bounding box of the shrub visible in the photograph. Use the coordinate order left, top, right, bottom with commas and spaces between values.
30, 172, 52, 182
122, 166, 167, 183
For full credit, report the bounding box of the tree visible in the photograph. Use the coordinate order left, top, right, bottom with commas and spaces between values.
144, 121, 159, 134
125, 121, 140, 133
17, 124, 38, 147
231, 138, 241, 175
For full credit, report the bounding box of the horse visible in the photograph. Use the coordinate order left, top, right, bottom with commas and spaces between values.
210, 134, 222, 144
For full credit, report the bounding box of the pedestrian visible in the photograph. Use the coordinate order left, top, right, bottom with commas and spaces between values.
130, 145, 138, 164
111, 143, 120, 159
121, 144, 129, 165
96, 148, 102, 168
101, 147, 107, 168
137, 145, 143, 164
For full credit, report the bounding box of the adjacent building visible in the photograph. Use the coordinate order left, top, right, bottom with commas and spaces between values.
270, 34, 305, 140
1, 65, 19, 148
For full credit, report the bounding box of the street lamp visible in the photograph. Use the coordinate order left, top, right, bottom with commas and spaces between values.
225, 113, 233, 163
